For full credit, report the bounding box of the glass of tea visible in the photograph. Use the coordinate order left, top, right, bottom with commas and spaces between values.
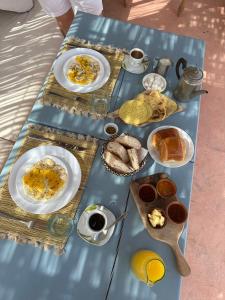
48, 214, 74, 237
92, 93, 111, 115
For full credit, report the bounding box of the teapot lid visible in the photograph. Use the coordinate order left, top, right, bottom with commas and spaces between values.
183, 66, 203, 84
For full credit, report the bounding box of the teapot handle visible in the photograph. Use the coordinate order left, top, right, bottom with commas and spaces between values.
176, 57, 187, 79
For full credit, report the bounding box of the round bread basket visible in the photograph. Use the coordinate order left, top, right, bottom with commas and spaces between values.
101, 134, 147, 177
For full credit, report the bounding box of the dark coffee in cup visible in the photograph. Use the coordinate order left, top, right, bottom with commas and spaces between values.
131, 50, 144, 59
88, 213, 105, 231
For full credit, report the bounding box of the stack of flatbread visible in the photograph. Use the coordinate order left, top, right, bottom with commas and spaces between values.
115, 91, 182, 126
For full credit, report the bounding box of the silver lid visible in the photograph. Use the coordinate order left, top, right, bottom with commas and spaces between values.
183, 67, 203, 85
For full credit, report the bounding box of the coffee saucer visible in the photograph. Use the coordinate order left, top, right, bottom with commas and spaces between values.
122, 55, 150, 74
77, 204, 116, 246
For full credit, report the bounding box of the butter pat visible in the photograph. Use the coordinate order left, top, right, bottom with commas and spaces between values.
148, 209, 165, 228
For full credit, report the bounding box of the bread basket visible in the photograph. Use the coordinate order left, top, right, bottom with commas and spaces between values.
101, 134, 148, 176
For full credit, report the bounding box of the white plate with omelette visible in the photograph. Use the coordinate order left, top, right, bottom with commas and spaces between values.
8, 146, 81, 214
54, 48, 111, 93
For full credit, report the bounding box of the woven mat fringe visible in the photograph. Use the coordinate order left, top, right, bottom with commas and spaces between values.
0, 233, 64, 255
29, 124, 98, 143
41, 37, 126, 119
64, 37, 128, 55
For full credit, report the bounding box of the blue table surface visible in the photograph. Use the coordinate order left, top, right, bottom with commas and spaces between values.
0, 12, 205, 300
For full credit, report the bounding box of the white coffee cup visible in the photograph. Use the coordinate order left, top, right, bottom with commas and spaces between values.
129, 48, 147, 66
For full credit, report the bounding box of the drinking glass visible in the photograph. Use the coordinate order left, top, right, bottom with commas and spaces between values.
48, 214, 74, 237
91, 94, 111, 115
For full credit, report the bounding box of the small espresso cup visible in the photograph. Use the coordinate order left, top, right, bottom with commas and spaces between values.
129, 48, 147, 66
88, 211, 107, 232
166, 201, 188, 224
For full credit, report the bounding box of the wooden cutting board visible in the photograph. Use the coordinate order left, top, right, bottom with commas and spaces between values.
130, 172, 191, 276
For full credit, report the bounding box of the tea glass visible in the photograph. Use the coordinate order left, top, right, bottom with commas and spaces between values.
48, 214, 74, 237
91, 94, 111, 115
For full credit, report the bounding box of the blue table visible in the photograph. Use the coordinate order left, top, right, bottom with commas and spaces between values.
0, 12, 205, 300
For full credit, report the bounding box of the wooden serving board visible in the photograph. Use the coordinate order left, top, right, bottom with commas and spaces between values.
130, 173, 191, 276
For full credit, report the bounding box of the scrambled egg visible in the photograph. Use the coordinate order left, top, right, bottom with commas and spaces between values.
148, 209, 165, 228
22, 158, 67, 201
67, 55, 100, 85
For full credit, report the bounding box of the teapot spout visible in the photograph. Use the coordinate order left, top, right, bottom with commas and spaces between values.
191, 89, 208, 98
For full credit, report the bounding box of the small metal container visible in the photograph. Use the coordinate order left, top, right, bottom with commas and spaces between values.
153, 57, 173, 77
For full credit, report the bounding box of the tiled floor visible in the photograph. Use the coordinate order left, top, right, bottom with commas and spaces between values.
0, 1, 224, 299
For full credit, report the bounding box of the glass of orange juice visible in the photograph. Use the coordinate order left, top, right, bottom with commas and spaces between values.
131, 250, 166, 286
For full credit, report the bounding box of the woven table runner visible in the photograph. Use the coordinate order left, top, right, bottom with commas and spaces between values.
41, 37, 125, 118
0, 124, 98, 254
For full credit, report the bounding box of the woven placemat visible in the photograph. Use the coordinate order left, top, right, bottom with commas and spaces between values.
41, 37, 125, 118
0, 124, 98, 254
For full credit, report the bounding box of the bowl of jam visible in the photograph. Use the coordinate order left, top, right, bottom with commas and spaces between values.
104, 123, 119, 137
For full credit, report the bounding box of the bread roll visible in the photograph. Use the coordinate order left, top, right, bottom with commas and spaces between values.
106, 142, 129, 163
115, 135, 141, 150
127, 149, 139, 170
159, 136, 186, 162
152, 128, 179, 150
104, 150, 132, 173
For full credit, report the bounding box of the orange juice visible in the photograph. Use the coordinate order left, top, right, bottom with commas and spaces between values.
131, 250, 165, 286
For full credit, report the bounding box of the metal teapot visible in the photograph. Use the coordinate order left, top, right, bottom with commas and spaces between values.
173, 57, 208, 101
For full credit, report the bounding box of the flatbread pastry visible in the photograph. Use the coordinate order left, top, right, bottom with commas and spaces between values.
119, 99, 152, 126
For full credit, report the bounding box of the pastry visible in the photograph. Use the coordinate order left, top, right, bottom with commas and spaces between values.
103, 150, 132, 173
151, 128, 179, 150
115, 135, 141, 150
116, 91, 182, 126
159, 136, 186, 162
106, 142, 129, 163
118, 99, 152, 126
127, 149, 139, 170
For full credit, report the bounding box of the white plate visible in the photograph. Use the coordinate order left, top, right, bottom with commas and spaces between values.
77, 204, 115, 246
8, 145, 81, 214
53, 48, 111, 93
147, 126, 194, 168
